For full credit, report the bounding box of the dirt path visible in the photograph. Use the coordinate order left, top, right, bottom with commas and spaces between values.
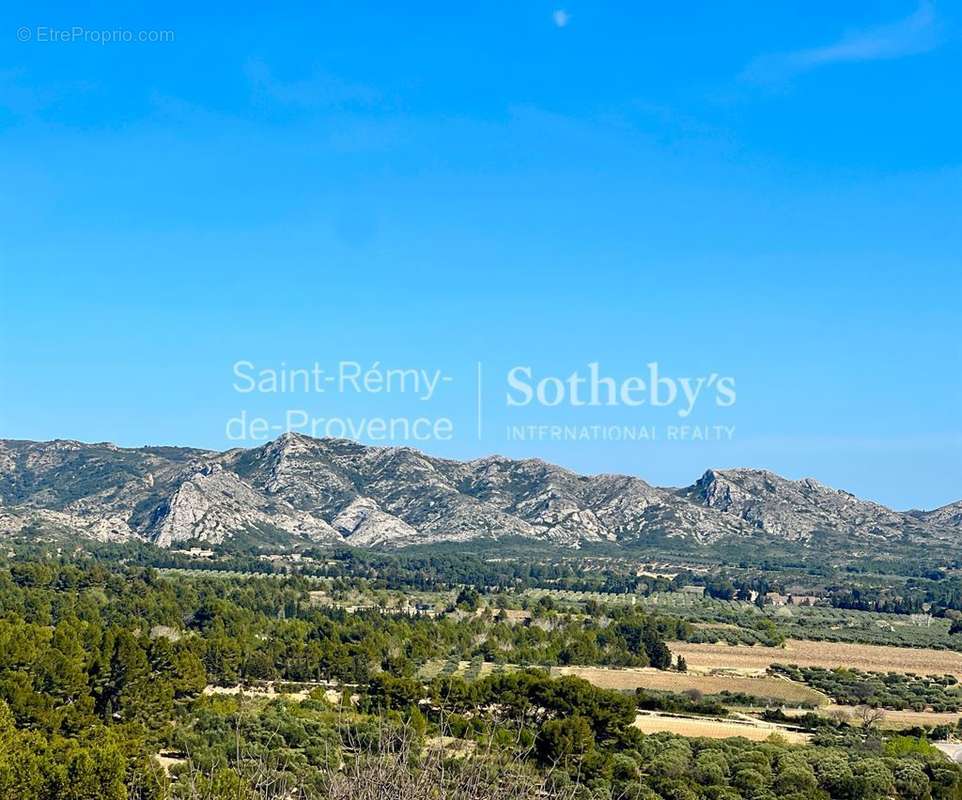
204, 683, 313, 701
935, 743, 962, 763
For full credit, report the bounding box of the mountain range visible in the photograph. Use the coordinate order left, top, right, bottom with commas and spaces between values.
0, 434, 958, 553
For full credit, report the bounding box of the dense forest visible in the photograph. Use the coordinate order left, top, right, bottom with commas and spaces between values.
1, 554, 961, 799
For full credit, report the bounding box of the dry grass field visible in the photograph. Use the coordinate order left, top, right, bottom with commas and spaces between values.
420, 661, 825, 706
809, 705, 962, 730
671, 639, 962, 676
632, 712, 810, 743
550, 666, 826, 705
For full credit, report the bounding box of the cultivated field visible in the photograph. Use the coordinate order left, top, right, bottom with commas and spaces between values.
812, 705, 962, 730
632, 712, 810, 743
419, 659, 511, 681
419, 661, 825, 705
671, 639, 962, 676
550, 666, 826, 705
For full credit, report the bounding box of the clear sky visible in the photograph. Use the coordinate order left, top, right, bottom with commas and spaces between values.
1, 1, 959, 510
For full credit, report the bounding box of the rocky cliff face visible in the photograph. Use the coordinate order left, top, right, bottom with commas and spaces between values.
683, 468, 933, 542
909, 500, 962, 529
0, 435, 957, 550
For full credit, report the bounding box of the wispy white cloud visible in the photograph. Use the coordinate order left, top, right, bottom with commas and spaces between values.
245, 58, 379, 109
552, 9, 570, 29
742, 1, 941, 84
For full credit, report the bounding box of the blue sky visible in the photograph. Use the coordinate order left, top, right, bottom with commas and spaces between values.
0, 1, 959, 509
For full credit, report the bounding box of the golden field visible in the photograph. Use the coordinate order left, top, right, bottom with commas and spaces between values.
550, 666, 826, 705
812, 705, 962, 730
670, 639, 962, 676
632, 712, 810, 743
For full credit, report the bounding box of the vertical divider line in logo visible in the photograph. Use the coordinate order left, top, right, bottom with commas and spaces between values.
476, 361, 483, 440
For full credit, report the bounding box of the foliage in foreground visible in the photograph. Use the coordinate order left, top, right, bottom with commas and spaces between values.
1, 556, 962, 799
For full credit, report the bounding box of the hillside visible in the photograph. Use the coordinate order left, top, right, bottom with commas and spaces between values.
0, 435, 957, 552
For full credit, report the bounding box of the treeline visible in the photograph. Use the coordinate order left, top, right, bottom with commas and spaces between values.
37, 540, 962, 621
829, 589, 927, 615
825, 577, 962, 617
44, 541, 801, 604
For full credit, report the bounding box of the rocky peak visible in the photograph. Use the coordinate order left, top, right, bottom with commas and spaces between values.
0, 435, 958, 551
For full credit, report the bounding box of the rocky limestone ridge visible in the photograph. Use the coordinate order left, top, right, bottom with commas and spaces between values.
682, 468, 933, 542
0, 434, 957, 550
908, 500, 962, 529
